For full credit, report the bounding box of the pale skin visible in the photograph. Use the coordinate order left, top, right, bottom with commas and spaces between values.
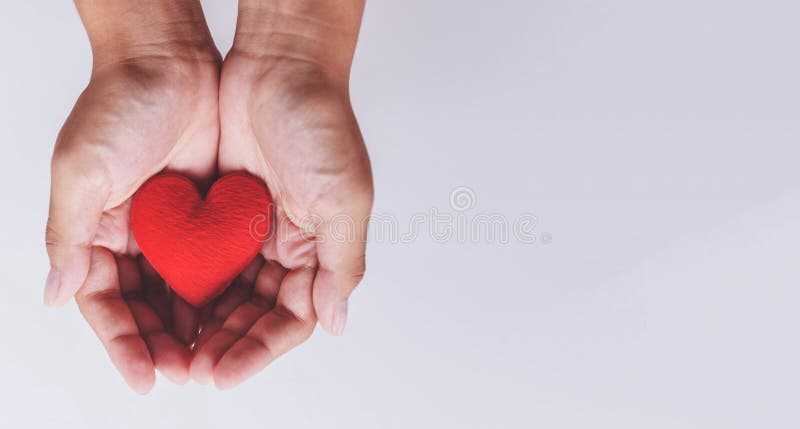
45, 0, 372, 392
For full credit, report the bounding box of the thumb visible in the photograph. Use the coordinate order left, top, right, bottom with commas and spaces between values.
44, 149, 110, 307
312, 193, 373, 336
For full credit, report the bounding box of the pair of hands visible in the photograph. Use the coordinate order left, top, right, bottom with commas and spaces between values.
44, 22, 372, 392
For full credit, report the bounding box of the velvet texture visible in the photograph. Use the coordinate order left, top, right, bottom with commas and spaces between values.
131, 172, 273, 307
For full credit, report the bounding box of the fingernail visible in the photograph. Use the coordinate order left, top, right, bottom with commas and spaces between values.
43, 269, 61, 307
332, 300, 348, 336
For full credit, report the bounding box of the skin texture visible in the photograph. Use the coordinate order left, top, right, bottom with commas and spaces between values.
47, 55, 223, 393
46, 0, 371, 392
45, 1, 222, 393
190, 54, 373, 388
190, 1, 372, 388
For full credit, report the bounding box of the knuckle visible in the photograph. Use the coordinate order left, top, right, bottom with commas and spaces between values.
44, 221, 91, 252
349, 270, 366, 290
350, 258, 367, 281
271, 304, 316, 336
335, 262, 366, 291
44, 223, 63, 249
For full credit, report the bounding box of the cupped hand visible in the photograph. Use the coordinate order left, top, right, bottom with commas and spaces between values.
45, 55, 221, 393
190, 53, 373, 388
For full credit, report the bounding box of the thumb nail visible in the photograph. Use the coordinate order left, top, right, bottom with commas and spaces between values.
44, 269, 61, 307
331, 300, 348, 336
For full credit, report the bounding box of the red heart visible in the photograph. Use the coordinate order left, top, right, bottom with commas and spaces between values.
131, 172, 273, 307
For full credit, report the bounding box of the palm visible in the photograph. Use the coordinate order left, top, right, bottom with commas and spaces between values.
189, 54, 372, 387
51, 60, 221, 391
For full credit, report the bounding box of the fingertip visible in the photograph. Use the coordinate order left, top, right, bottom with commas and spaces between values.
125, 359, 157, 395
331, 299, 349, 336
43, 268, 60, 307
107, 333, 157, 395
316, 299, 348, 336
189, 353, 214, 385
212, 362, 245, 390
213, 376, 239, 390
194, 374, 212, 385
48, 246, 94, 306
131, 375, 156, 395
141, 330, 197, 387
162, 369, 191, 386
213, 338, 271, 390
312, 270, 351, 336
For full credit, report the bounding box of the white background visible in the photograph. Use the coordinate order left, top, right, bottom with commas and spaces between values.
2, 1, 800, 427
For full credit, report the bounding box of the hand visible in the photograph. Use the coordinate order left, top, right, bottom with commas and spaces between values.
45, 51, 221, 393
190, 22, 373, 386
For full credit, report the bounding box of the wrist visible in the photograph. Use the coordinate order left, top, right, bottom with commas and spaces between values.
75, 0, 220, 71
231, 0, 365, 82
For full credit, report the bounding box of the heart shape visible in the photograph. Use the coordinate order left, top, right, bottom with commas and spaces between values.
131, 172, 273, 307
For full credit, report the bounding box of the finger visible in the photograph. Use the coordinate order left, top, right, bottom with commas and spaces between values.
198, 255, 264, 331
125, 299, 192, 385
138, 255, 171, 328
262, 206, 317, 268
240, 255, 266, 285
172, 295, 200, 345
116, 255, 142, 296
252, 260, 288, 308
190, 262, 286, 384
213, 267, 317, 389
190, 302, 264, 384
313, 206, 371, 335
119, 255, 190, 384
74, 247, 155, 394
130, 296, 193, 385
142, 330, 192, 385
193, 278, 252, 352
45, 150, 110, 307
193, 256, 265, 350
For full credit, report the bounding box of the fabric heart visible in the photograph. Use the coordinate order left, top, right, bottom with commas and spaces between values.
131, 172, 273, 307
